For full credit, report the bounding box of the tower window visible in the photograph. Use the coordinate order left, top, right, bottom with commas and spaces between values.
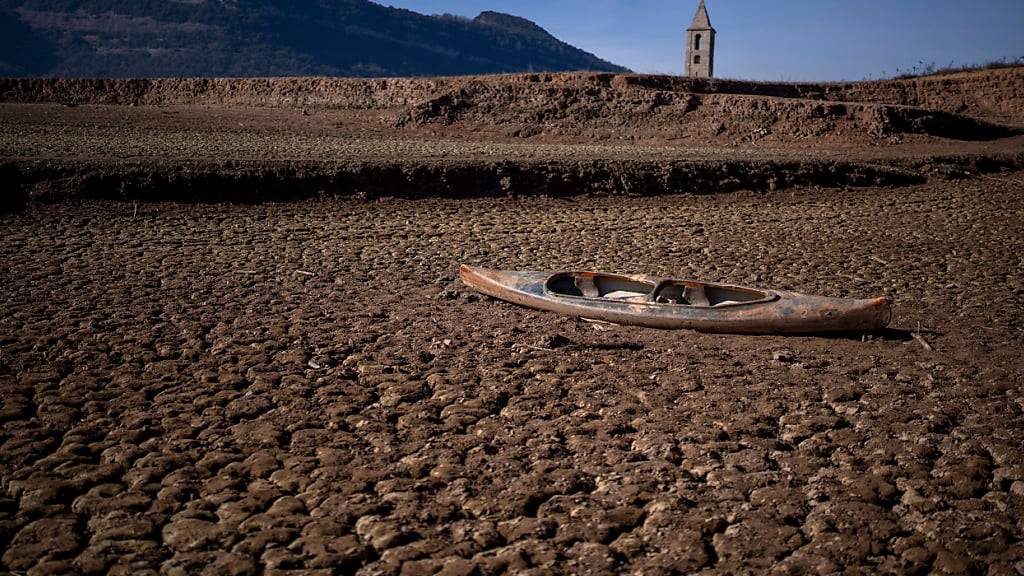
694, 55, 701, 64
695, 34, 702, 50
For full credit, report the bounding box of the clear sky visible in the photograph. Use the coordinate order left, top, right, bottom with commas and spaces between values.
381, 0, 1024, 81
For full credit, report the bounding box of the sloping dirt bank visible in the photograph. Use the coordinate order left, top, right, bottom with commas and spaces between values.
392, 86, 1018, 145
817, 67, 1024, 126
3, 67, 1022, 125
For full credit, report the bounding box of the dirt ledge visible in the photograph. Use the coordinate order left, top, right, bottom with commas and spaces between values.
5, 152, 1023, 208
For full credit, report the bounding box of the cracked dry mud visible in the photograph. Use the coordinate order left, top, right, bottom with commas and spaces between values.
2, 175, 1023, 575
0, 177, 1019, 569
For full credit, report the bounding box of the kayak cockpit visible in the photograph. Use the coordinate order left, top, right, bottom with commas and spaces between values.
544, 272, 776, 308
546, 273, 654, 301
652, 281, 771, 307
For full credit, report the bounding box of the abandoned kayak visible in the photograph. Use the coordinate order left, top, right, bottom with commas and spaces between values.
460, 265, 892, 334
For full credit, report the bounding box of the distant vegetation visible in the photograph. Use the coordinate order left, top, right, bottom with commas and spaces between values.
0, 0, 627, 77
887, 57, 1024, 80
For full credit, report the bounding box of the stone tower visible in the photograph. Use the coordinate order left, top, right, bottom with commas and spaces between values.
685, 0, 715, 78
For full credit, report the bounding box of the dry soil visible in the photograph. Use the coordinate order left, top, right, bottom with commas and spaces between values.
1, 69, 1023, 575
1, 176, 1023, 575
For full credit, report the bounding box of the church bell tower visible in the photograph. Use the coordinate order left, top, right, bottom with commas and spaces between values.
686, 0, 715, 78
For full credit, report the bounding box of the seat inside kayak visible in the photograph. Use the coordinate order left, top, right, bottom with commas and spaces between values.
654, 281, 769, 306
547, 273, 771, 307
547, 273, 655, 301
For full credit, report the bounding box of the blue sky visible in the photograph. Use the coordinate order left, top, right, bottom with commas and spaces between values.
382, 0, 1024, 81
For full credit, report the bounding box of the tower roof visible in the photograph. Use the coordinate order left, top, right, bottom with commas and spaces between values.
688, 0, 713, 30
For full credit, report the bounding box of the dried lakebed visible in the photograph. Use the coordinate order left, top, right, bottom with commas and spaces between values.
1, 177, 1022, 575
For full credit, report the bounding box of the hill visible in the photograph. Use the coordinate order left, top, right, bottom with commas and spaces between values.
0, 0, 627, 77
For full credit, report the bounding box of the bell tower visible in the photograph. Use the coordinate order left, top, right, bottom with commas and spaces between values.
685, 0, 715, 78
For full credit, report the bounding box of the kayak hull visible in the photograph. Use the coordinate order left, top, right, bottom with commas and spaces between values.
460, 265, 892, 335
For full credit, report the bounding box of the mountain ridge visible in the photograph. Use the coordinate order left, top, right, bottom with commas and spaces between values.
0, 0, 627, 77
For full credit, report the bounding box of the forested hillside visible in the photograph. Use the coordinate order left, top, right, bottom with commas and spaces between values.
0, 0, 626, 77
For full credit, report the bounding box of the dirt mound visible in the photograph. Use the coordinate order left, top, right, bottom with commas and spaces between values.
821, 67, 1024, 126
393, 80, 1016, 145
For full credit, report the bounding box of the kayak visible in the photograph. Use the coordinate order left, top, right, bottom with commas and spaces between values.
459, 264, 892, 334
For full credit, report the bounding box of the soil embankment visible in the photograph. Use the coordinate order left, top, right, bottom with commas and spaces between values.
3, 67, 1023, 125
